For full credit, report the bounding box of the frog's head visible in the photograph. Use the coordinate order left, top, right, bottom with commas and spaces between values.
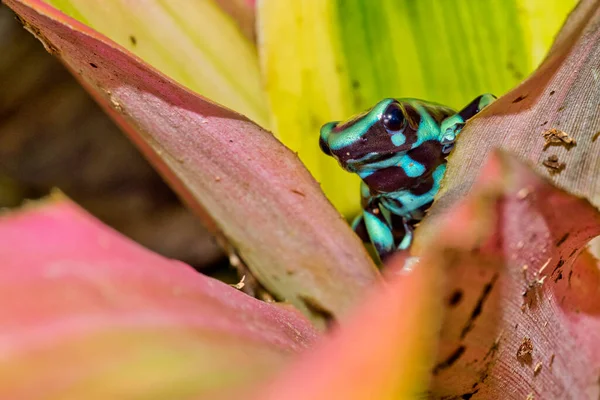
319, 98, 422, 173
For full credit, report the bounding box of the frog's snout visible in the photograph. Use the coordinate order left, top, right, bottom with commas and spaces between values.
319, 136, 332, 155
319, 121, 338, 156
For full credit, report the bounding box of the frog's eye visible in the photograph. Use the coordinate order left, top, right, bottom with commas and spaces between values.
381, 102, 406, 133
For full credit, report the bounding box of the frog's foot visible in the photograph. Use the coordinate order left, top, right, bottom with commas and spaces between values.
363, 206, 395, 261
395, 217, 414, 251
376, 218, 415, 264
439, 93, 497, 153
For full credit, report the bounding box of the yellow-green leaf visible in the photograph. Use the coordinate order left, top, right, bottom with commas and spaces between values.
258, 0, 576, 216
45, 0, 269, 127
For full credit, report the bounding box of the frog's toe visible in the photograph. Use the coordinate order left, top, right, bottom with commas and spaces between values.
478, 93, 497, 110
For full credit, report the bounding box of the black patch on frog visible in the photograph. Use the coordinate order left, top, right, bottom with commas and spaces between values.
409, 140, 444, 167
319, 136, 332, 155
363, 166, 412, 193
405, 200, 434, 224
390, 212, 406, 226
458, 95, 486, 121
402, 103, 423, 132
409, 175, 434, 196
422, 104, 456, 126
389, 216, 413, 249
419, 199, 434, 211
353, 216, 370, 242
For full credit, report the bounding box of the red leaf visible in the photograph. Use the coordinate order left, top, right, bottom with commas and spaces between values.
0, 197, 318, 399
245, 151, 600, 399
3, 0, 379, 325
423, 151, 600, 398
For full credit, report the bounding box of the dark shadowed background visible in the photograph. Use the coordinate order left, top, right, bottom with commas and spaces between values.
0, 5, 227, 272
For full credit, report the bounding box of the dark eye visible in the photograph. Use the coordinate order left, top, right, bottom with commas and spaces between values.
381, 102, 405, 132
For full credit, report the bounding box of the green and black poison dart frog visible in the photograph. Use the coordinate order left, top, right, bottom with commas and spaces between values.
319, 94, 496, 262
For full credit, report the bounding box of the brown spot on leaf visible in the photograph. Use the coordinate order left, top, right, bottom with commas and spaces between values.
542, 154, 566, 174
542, 128, 576, 149
291, 188, 305, 196
461, 274, 498, 339
534, 361, 543, 376
552, 259, 565, 275
517, 337, 533, 364
129, 35, 137, 46
512, 94, 528, 103
556, 233, 570, 247
448, 289, 463, 307
433, 345, 466, 375
554, 270, 563, 282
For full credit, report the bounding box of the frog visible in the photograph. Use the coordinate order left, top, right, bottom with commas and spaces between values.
319, 94, 496, 262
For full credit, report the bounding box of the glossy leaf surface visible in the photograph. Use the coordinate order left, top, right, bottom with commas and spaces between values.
0, 197, 318, 399
258, 0, 576, 215
43, 0, 269, 127
4, 0, 379, 325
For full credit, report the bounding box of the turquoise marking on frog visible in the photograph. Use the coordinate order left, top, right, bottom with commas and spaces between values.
319, 94, 496, 262
391, 133, 406, 146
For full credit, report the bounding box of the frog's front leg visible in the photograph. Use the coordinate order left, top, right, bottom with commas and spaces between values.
361, 199, 416, 262
361, 199, 396, 261
439, 93, 496, 153
350, 181, 375, 243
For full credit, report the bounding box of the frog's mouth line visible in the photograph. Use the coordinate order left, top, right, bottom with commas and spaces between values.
343, 151, 398, 167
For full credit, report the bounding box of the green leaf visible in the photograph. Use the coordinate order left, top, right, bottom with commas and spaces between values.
44, 0, 270, 127
258, 0, 576, 216
415, 0, 600, 248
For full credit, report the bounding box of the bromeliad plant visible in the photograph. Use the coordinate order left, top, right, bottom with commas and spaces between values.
1, 0, 600, 399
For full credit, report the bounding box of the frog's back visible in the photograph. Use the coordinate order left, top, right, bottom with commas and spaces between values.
399, 98, 456, 124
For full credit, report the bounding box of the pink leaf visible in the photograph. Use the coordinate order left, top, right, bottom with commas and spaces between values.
247, 151, 600, 399
3, 0, 379, 325
0, 197, 318, 399
252, 253, 443, 400
424, 151, 600, 398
